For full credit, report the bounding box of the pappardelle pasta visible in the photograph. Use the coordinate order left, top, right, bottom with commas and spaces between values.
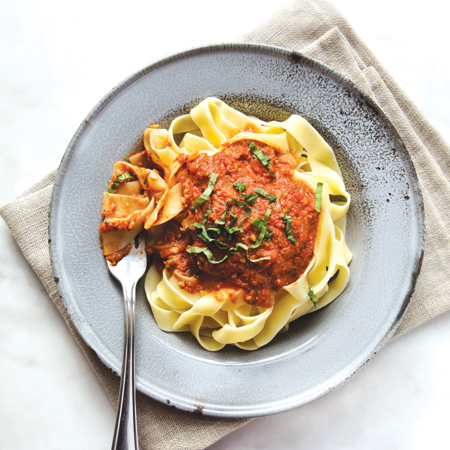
99, 98, 352, 351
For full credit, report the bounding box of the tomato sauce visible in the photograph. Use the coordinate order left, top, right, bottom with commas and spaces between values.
105, 243, 133, 265
152, 139, 320, 308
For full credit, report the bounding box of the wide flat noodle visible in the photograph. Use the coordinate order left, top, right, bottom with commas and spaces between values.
99, 161, 168, 255
101, 197, 155, 255
138, 98, 352, 351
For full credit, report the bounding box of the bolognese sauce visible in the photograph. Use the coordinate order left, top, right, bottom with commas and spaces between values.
151, 139, 320, 308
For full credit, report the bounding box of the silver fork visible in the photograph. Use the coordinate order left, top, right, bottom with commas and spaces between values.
107, 234, 147, 450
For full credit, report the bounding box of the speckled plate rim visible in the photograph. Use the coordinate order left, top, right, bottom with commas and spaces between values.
49, 42, 424, 417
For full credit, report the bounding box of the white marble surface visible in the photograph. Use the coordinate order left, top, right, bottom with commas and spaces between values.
1, 0, 449, 449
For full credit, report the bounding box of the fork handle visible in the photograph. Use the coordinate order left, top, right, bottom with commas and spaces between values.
111, 281, 139, 450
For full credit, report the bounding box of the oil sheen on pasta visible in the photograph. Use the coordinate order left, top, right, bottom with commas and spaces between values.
152, 139, 319, 308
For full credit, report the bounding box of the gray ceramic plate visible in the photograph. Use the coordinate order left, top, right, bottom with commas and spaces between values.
49, 43, 424, 418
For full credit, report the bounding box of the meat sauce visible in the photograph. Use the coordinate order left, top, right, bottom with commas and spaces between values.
152, 139, 320, 308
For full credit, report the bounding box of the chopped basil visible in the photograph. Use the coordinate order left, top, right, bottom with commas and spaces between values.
186, 246, 228, 264
215, 197, 251, 228
108, 171, 136, 193
183, 182, 276, 265
242, 193, 258, 205
229, 242, 271, 263
229, 242, 248, 254
248, 142, 275, 177
232, 181, 246, 193
251, 209, 272, 249
263, 230, 273, 241
182, 207, 227, 249
233, 180, 278, 205
192, 173, 219, 211
188, 223, 228, 249
201, 207, 212, 226
229, 197, 252, 218
228, 211, 238, 228
184, 206, 273, 265
215, 201, 229, 226
233, 181, 258, 205
315, 182, 323, 213
282, 213, 298, 244
308, 285, 319, 308
255, 188, 277, 204
187, 223, 210, 240
205, 225, 222, 235
225, 227, 244, 239
224, 212, 244, 240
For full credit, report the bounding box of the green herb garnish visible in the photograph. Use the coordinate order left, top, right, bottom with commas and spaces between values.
233, 181, 258, 205
229, 242, 247, 254
282, 213, 298, 244
224, 212, 244, 240
184, 183, 276, 265
314, 182, 323, 213
255, 188, 277, 204
201, 207, 212, 226
263, 230, 273, 241
229, 198, 252, 218
215, 201, 229, 226
233, 181, 278, 205
251, 209, 272, 249
186, 246, 228, 264
242, 193, 258, 204
228, 211, 238, 228
188, 223, 228, 249
229, 242, 271, 263
308, 285, 319, 308
182, 207, 227, 249
215, 197, 252, 228
192, 173, 219, 211
232, 181, 246, 193
248, 142, 275, 177
108, 171, 136, 193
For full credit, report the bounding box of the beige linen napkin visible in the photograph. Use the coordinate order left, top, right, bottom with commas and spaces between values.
2, 0, 450, 449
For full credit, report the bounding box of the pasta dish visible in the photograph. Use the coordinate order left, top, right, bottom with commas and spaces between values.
99, 98, 351, 351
